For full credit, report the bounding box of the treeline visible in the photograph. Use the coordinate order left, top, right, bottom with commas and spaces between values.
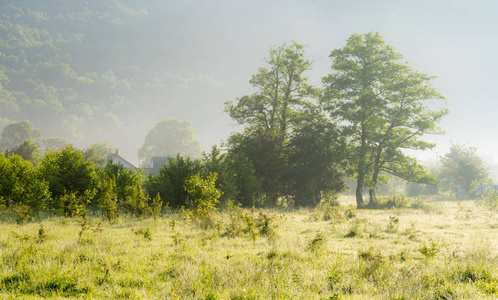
1, 141, 314, 223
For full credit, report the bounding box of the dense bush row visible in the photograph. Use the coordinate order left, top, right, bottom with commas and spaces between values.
0, 144, 275, 222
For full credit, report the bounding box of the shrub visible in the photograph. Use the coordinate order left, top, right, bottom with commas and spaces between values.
357, 247, 386, 280
38, 146, 97, 210
308, 231, 326, 252
185, 173, 221, 227
419, 242, 439, 259
150, 193, 163, 219
256, 210, 277, 236
145, 155, 202, 208
223, 205, 275, 239
386, 216, 399, 233
345, 221, 364, 238
96, 178, 119, 223
225, 152, 263, 207
202, 146, 238, 207
0, 153, 50, 219
103, 161, 151, 216
479, 188, 498, 210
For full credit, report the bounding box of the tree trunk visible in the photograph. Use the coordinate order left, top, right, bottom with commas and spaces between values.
355, 177, 364, 209
368, 146, 383, 204
356, 125, 367, 209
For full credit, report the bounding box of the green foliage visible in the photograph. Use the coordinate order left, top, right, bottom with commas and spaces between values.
256, 210, 277, 236
223, 205, 277, 239
83, 142, 115, 168
133, 227, 152, 241
150, 193, 163, 219
479, 188, 498, 210
38, 145, 97, 209
123, 181, 150, 217
285, 106, 346, 206
419, 242, 439, 259
225, 42, 314, 134
144, 155, 202, 208
438, 143, 489, 198
229, 153, 263, 207
41, 137, 70, 153
386, 216, 399, 233
139, 119, 201, 168
312, 201, 342, 221
0, 1, 148, 140
0, 201, 498, 298
58, 192, 81, 217
0, 121, 41, 150
185, 173, 221, 222
202, 146, 239, 207
96, 177, 118, 223
6, 139, 41, 165
344, 221, 364, 238
227, 129, 285, 206
102, 161, 150, 216
321, 32, 447, 208
225, 42, 344, 208
406, 181, 438, 197
0, 153, 50, 218
308, 231, 326, 252
357, 247, 386, 280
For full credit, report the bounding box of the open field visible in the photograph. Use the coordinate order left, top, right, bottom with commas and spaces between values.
1, 197, 498, 299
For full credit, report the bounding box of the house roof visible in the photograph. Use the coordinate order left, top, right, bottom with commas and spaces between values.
106, 151, 137, 170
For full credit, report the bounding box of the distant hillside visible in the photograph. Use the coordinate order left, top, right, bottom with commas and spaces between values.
0, 0, 224, 154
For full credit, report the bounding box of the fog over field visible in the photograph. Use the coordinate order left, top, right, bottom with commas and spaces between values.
1, 0, 497, 175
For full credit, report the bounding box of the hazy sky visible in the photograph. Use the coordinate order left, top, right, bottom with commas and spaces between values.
117, 0, 498, 174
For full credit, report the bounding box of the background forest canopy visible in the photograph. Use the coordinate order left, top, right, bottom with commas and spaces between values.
0, 0, 493, 212
0, 0, 223, 161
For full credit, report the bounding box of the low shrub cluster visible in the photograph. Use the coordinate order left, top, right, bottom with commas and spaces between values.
223, 205, 277, 239
366, 194, 435, 212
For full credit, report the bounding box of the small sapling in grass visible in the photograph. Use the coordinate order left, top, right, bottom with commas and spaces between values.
37, 224, 47, 242
172, 232, 184, 245
308, 231, 326, 252
419, 242, 439, 259
133, 227, 152, 240
386, 216, 399, 233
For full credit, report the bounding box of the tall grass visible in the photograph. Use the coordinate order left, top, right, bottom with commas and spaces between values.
1, 199, 497, 299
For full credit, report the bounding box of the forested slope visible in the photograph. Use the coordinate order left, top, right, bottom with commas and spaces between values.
0, 1, 217, 150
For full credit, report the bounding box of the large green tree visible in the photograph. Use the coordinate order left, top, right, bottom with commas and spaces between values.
138, 119, 201, 168
0, 120, 41, 150
322, 32, 448, 208
225, 42, 315, 138
438, 143, 488, 198
225, 42, 314, 205
226, 42, 345, 206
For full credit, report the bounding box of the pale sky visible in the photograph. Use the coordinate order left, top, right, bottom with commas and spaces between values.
111, 0, 498, 175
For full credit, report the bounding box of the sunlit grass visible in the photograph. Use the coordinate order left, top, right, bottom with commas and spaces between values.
1, 198, 498, 299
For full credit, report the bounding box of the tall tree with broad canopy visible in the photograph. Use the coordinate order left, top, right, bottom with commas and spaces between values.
225, 42, 315, 139
226, 42, 345, 206
321, 32, 448, 208
0, 120, 42, 150
138, 119, 201, 168
438, 143, 488, 198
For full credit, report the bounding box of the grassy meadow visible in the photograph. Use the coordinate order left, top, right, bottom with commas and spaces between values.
1, 196, 498, 299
